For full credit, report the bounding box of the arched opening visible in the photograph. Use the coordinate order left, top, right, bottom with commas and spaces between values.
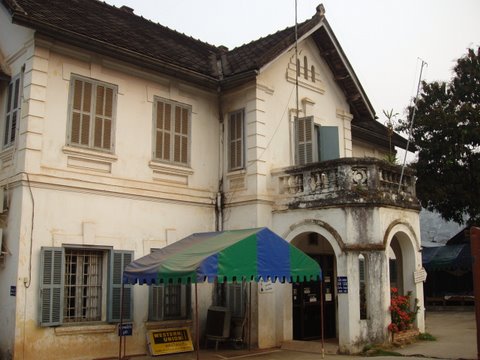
291, 231, 336, 340
388, 232, 417, 296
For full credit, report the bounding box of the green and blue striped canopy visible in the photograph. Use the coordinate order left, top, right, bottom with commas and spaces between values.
123, 227, 322, 284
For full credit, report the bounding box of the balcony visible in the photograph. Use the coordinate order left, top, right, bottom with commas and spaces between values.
272, 157, 419, 211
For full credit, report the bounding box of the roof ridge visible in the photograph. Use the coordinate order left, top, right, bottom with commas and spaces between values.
95, 0, 221, 54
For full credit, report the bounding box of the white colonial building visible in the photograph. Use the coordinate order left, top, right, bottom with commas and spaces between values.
0, 1, 424, 359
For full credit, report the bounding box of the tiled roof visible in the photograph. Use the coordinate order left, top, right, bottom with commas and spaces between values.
2, 0, 378, 125
223, 13, 321, 77
3, 0, 221, 81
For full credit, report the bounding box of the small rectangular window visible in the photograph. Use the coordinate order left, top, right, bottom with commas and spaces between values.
3, 75, 21, 148
68, 76, 117, 152
153, 98, 191, 166
228, 109, 245, 171
149, 284, 191, 321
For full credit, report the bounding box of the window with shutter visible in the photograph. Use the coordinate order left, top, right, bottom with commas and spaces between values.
214, 282, 246, 318
39, 247, 133, 326
149, 284, 191, 321
68, 76, 116, 152
226, 282, 246, 318
3, 75, 22, 148
228, 109, 245, 171
295, 116, 314, 165
109, 251, 134, 322
39, 247, 65, 327
153, 98, 191, 166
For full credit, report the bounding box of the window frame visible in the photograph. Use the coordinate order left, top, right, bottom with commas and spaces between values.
3, 74, 22, 149
66, 75, 117, 153
148, 283, 191, 321
39, 246, 133, 327
227, 109, 245, 171
152, 97, 192, 167
294, 116, 340, 165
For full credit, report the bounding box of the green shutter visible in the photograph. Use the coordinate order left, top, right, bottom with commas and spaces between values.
39, 247, 64, 327
295, 116, 314, 165
319, 126, 339, 161
109, 250, 133, 322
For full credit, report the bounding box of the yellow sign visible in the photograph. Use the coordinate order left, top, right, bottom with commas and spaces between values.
147, 328, 194, 356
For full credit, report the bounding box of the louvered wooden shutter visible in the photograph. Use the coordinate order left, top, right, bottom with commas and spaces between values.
295, 116, 314, 165
228, 110, 244, 171
149, 285, 164, 321
109, 251, 133, 322
173, 105, 189, 165
39, 247, 64, 326
318, 126, 339, 161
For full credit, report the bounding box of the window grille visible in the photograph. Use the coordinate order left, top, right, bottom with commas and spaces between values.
64, 249, 103, 322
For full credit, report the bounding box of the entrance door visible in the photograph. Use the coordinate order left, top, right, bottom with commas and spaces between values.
293, 254, 336, 340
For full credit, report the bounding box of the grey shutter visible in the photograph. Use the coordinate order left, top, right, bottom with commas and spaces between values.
39, 247, 64, 326
319, 126, 339, 161
295, 116, 314, 165
109, 250, 133, 322
149, 285, 164, 321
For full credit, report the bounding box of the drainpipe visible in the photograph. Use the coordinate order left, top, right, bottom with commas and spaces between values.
215, 81, 225, 232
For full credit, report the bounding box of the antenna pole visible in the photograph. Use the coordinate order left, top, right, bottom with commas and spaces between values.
295, 0, 299, 119
398, 58, 427, 193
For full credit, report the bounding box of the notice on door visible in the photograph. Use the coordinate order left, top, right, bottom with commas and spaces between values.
147, 328, 194, 356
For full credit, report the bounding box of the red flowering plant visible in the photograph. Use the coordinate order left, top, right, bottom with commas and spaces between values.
388, 287, 419, 333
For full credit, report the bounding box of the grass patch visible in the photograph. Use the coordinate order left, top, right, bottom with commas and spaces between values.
418, 332, 436, 341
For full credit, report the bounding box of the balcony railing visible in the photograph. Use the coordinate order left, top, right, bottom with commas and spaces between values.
272, 158, 419, 210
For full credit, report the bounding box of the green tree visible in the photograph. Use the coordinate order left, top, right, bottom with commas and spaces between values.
397, 47, 480, 225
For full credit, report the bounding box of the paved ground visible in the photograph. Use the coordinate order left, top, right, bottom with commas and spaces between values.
110, 310, 477, 360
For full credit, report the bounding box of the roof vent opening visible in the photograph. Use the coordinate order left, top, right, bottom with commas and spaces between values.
120, 5, 134, 14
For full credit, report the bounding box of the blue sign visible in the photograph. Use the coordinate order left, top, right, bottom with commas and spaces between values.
337, 276, 348, 293
118, 323, 133, 336
10, 286, 16, 296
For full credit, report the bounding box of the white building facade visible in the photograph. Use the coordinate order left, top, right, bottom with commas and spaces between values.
0, 1, 424, 359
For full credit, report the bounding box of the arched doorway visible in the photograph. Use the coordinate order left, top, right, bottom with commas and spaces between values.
291, 232, 336, 340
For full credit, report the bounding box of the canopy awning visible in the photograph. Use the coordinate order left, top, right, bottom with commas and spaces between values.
422, 244, 472, 271
123, 227, 322, 285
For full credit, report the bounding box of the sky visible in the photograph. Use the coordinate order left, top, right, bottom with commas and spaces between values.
104, 0, 479, 139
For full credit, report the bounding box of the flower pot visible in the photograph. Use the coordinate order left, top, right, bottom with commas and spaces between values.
391, 328, 419, 344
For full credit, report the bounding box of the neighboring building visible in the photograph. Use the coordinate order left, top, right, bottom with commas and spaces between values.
0, 1, 424, 359
423, 228, 473, 308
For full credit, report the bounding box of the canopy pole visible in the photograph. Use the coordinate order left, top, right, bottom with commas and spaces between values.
195, 282, 200, 360
248, 282, 252, 351
320, 280, 325, 359
118, 281, 125, 360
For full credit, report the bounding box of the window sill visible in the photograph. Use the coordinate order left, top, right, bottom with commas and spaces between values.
54, 323, 116, 336
149, 161, 193, 185
226, 169, 246, 190
0, 146, 15, 169
145, 319, 193, 331
62, 145, 118, 173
